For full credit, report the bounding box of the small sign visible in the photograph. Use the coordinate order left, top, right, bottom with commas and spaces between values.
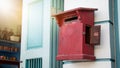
90, 25, 101, 45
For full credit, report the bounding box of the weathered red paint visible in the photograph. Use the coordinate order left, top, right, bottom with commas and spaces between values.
53, 7, 98, 61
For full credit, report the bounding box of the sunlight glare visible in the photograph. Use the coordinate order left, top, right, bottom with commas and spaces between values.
0, 0, 13, 13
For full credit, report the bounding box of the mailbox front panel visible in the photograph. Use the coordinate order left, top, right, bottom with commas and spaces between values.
57, 21, 84, 60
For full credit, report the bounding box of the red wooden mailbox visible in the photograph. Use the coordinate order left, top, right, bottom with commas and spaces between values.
53, 7, 100, 61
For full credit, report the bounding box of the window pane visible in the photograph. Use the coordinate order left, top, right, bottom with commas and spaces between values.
27, 0, 43, 49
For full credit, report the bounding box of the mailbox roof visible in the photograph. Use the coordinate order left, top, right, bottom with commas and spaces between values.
53, 7, 98, 17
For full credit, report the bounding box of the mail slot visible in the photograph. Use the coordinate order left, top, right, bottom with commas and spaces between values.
53, 7, 100, 61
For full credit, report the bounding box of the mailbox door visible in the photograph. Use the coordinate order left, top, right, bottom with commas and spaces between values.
90, 25, 101, 45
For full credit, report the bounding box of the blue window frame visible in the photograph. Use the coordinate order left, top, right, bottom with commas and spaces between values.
114, 0, 120, 68
50, 0, 64, 68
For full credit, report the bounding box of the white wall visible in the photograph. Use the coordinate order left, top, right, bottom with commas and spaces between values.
64, 0, 109, 22
64, 0, 114, 68
63, 61, 112, 68
95, 23, 111, 59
